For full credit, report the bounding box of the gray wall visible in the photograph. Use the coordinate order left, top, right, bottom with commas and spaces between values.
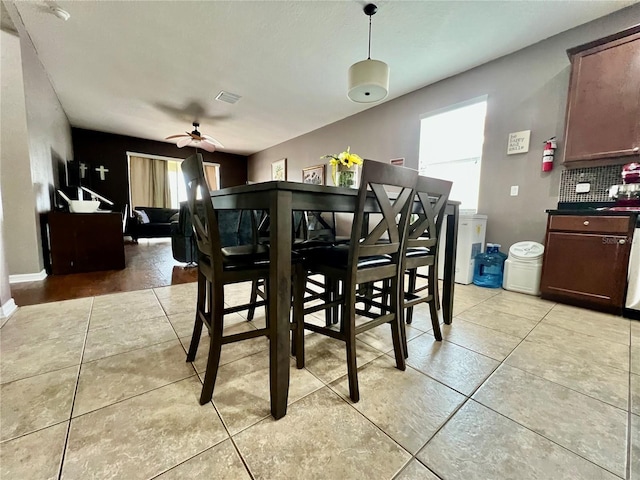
248, 5, 640, 250
1, 4, 73, 276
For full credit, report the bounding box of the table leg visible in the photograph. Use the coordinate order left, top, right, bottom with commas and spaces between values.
442, 204, 459, 325
269, 190, 291, 419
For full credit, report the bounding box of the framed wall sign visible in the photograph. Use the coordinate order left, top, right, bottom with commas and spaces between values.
272, 158, 287, 181
507, 130, 531, 155
302, 164, 325, 185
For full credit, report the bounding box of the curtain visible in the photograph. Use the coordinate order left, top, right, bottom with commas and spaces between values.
129, 156, 171, 208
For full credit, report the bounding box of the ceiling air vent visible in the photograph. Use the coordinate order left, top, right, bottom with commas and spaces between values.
215, 91, 241, 104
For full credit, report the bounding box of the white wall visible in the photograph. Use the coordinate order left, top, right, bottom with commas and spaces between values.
248, 5, 640, 250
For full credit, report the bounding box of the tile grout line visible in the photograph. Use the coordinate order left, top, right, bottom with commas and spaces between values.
56, 296, 95, 480
411, 297, 552, 471
451, 299, 628, 479
626, 323, 632, 480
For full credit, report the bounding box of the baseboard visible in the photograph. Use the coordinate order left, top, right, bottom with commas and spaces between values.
0, 298, 17, 320
9, 269, 47, 284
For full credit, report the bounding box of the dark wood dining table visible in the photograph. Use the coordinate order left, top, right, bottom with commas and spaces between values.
210, 181, 460, 419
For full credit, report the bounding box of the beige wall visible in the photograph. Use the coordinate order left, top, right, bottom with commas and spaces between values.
248, 5, 640, 250
1, 4, 73, 276
0, 28, 41, 276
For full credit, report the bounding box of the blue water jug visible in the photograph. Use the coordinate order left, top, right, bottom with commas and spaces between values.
473, 243, 507, 288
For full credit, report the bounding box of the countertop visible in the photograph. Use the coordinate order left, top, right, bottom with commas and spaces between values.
546, 209, 639, 216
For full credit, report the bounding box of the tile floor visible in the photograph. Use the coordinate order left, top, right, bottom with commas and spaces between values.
1, 281, 639, 479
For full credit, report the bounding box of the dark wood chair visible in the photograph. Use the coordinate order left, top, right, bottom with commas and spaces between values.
181, 153, 301, 405
402, 175, 452, 347
295, 159, 418, 402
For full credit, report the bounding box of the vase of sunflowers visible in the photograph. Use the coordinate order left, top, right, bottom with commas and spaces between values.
321, 147, 363, 189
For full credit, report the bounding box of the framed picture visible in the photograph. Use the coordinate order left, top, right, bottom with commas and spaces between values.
302, 164, 325, 185
272, 158, 287, 181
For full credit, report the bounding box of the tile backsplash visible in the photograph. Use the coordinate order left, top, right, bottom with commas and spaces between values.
559, 164, 620, 202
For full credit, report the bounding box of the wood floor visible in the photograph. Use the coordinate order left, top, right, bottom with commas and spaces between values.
11, 239, 197, 306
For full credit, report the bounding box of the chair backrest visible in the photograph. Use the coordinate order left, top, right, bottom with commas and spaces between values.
407, 175, 452, 251
348, 159, 418, 275
304, 211, 336, 241
180, 153, 224, 269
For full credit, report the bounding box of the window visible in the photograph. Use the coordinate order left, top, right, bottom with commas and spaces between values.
127, 152, 220, 209
418, 98, 487, 212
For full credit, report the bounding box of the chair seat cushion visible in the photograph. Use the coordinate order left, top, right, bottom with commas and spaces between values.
221, 244, 269, 259
406, 247, 432, 258
307, 244, 391, 269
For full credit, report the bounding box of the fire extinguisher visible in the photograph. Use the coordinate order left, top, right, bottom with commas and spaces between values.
542, 136, 557, 172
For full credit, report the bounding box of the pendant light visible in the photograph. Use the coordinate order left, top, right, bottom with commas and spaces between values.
348, 3, 389, 103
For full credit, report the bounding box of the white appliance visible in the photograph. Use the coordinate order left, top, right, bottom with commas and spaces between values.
626, 228, 640, 311
438, 214, 487, 284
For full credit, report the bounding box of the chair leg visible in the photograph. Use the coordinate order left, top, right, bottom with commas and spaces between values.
429, 298, 442, 341
247, 279, 259, 321
406, 269, 417, 324
390, 275, 407, 370
187, 270, 206, 362
324, 275, 333, 327
199, 281, 224, 405
292, 264, 306, 368
343, 284, 359, 403
433, 258, 441, 311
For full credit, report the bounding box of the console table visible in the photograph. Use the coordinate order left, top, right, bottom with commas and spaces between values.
46, 211, 125, 274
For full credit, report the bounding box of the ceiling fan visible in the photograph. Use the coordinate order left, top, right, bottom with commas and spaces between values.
166, 122, 224, 152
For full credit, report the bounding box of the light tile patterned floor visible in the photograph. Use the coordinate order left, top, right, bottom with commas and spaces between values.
1, 282, 639, 479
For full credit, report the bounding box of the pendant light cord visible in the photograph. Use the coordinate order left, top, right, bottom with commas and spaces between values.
367, 14, 372, 59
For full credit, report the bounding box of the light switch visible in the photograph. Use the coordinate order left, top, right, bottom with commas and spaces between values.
576, 182, 591, 194
510, 186, 519, 196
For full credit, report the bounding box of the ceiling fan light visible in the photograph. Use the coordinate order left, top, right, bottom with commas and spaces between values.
348, 59, 389, 103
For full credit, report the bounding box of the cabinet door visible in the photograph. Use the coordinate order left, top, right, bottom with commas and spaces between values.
540, 231, 630, 311
564, 32, 640, 163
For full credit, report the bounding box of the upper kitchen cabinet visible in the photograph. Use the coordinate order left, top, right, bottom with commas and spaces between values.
563, 26, 640, 166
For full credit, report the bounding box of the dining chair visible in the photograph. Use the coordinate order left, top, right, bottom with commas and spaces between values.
180, 153, 302, 404
402, 175, 452, 348
295, 159, 418, 402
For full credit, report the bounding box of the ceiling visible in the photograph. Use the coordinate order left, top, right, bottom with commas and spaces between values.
10, 0, 637, 156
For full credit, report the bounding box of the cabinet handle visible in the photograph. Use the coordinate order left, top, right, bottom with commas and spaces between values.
619, 239, 626, 245
583, 220, 590, 226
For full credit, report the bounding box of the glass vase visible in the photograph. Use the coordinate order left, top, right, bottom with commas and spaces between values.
334, 164, 358, 189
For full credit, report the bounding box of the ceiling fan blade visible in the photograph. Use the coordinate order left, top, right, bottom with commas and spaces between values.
177, 137, 192, 148
202, 135, 224, 148
198, 141, 216, 152
165, 134, 188, 140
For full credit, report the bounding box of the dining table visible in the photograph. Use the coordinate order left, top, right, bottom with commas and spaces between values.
210, 181, 460, 420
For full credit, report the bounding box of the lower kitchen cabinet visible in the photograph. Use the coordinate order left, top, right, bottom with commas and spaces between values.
540, 213, 635, 313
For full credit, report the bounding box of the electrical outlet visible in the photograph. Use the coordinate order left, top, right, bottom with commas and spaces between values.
576, 182, 591, 194
510, 186, 519, 196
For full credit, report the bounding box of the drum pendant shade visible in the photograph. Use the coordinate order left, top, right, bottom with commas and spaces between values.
348, 59, 389, 103
347, 3, 389, 104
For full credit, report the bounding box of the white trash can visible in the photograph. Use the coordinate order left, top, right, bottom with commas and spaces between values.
502, 241, 545, 295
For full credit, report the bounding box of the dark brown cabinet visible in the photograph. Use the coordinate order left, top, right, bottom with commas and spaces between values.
563, 26, 640, 165
47, 212, 125, 274
540, 214, 634, 313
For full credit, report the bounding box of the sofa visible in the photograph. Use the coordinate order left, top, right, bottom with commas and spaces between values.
170, 202, 257, 263
130, 206, 179, 242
